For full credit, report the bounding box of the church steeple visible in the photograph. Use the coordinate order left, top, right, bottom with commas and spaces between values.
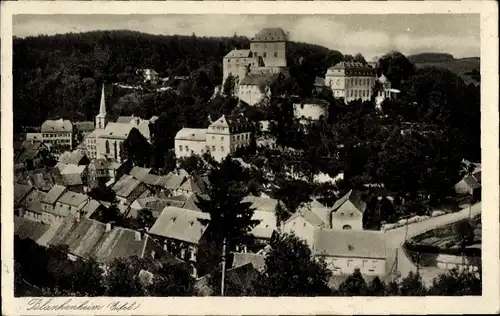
96, 84, 108, 130
99, 84, 106, 116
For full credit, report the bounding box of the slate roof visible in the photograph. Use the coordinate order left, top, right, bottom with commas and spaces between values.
27, 168, 62, 192
42, 184, 67, 205
174, 128, 207, 141
15, 141, 46, 164
41, 119, 73, 132
286, 209, 325, 227
81, 199, 102, 218
49, 217, 166, 263
209, 114, 253, 134
14, 183, 33, 205
61, 174, 84, 186
112, 175, 142, 198
59, 151, 89, 165
313, 229, 386, 259
242, 195, 279, 213
55, 162, 68, 172
130, 166, 152, 181
239, 73, 280, 87
60, 164, 86, 175
21, 190, 46, 214
331, 190, 367, 213
231, 252, 266, 271
149, 206, 210, 244
251, 27, 287, 42
58, 191, 89, 207
225, 49, 252, 59
14, 216, 58, 247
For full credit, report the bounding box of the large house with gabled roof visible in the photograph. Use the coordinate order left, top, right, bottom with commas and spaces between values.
174, 114, 253, 162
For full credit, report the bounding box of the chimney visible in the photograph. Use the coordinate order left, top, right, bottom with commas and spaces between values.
105, 223, 112, 232
135, 231, 142, 241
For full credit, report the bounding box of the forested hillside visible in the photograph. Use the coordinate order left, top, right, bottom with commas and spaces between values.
13, 30, 342, 130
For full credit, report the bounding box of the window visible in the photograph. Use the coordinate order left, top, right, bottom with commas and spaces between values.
221, 137, 224, 141
105, 140, 110, 154
340, 212, 344, 216
274, 52, 278, 58
113, 142, 118, 159
237, 135, 240, 140
263, 52, 267, 58
185, 146, 188, 151
362, 260, 369, 267
343, 225, 352, 230
347, 260, 354, 267
212, 146, 216, 151
212, 136, 215, 140
350, 213, 354, 217
221, 146, 224, 152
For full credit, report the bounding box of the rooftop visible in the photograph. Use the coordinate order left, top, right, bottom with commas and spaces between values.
60, 164, 87, 175
174, 128, 207, 142
59, 150, 89, 165
149, 206, 210, 244
42, 184, 67, 205
112, 175, 142, 198
41, 119, 73, 132
58, 190, 89, 207
130, 166, 152, 182
251, 27, 288, 42
224, 49, 252, 59
313, 229, 386, 259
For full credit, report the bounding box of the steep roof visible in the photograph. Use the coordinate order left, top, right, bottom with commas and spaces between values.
41, 119, 73, 132
251, 27, 287, 42
239, 73, 280, 87
15, 141, 46, 164
58, 191, 89, 207
313, 229, 386, 259
42, 184, 67, 205
14, 183, 34, 205
130, 166, 152, 181
99, 122, 135, 140
231, 252, 266, 271
242, 195, 279, 213
251, 209, 277, 240
60, 164, 86, 175
174, 128, 207, 142
92, 158, 121, 170
286, 209, 326, 227
149, 206, 210, 244
331, 190, 367, 213
61, 173, 84, 186
209, 114, 253, 134
81, 199, 102, 218
112, 175, 142, 198
27, 168, 61, 192
59, 151, 89, 165
14, 216, 54, 246
225, 49, 251, 58
21, 190, 46, 214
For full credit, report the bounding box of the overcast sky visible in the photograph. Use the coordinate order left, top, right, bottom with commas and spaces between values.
13, 14, 480, 60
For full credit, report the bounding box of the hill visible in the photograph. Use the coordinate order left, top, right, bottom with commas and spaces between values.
13, 30, 342, 130
408, 53, 480, 86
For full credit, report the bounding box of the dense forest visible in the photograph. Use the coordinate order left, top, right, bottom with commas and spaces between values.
13, 30, 342, 130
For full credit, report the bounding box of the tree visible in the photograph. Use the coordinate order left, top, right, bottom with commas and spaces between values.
367, 276, 388, 296
223, 74, 237, 96
252, 233, 333, 296
338, 268, 368, 295
397, 271, 427, 296
195, 157, 259, 290
377, 51, 415, 89
120, 127, 152, 168
149, 262, 195, 296
427, 269, 481, 296
177, 154, 206, 175
354, 53, 367, 64
137, 208, 155, 229
105, 257, 146, 296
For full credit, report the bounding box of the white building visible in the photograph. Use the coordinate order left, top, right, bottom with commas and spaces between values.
137, 68, 160, 85
41, 119, 73, 151
174, 114, 253, 162
313, 229, 387, 276
293, 99, 329, 124
222, 49, 261, 86
238, 73, 284, 106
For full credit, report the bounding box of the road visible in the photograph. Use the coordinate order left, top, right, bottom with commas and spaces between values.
384, 202, 482, 284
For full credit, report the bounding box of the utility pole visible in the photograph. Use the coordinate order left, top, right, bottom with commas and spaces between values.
221, 237, 227, 296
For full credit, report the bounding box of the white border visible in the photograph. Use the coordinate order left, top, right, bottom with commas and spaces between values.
1, 1, 498, 315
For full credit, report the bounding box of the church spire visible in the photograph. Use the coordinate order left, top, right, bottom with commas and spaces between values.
99, 84, 106, 116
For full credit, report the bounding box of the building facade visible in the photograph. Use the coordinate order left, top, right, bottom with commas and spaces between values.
249, 28, 288, 72
293, 100, 329, 124
313, 229, 387, 276
41, 119, 74, 151
174, 114, 253, 162
325, 61, 377, 102
238, 73, 283, 106
222, 49, 260, 86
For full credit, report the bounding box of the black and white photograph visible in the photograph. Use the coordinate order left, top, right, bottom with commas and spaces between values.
1, 1, 499, 315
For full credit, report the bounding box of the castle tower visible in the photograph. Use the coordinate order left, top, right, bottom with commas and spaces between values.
96, 84, 108, 130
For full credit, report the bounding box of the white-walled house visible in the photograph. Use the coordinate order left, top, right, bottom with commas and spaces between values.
174, 114, 253, 162
238, 73, 284, 106
284, 208, 326, 247
175, 128, 209, 159
313, 228, 387, 276
330, 190, 366, 231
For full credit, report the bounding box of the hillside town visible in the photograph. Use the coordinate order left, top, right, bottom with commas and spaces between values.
13, 26, 482, 296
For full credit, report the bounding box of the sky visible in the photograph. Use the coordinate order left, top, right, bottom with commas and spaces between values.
13, 14, 480, 60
